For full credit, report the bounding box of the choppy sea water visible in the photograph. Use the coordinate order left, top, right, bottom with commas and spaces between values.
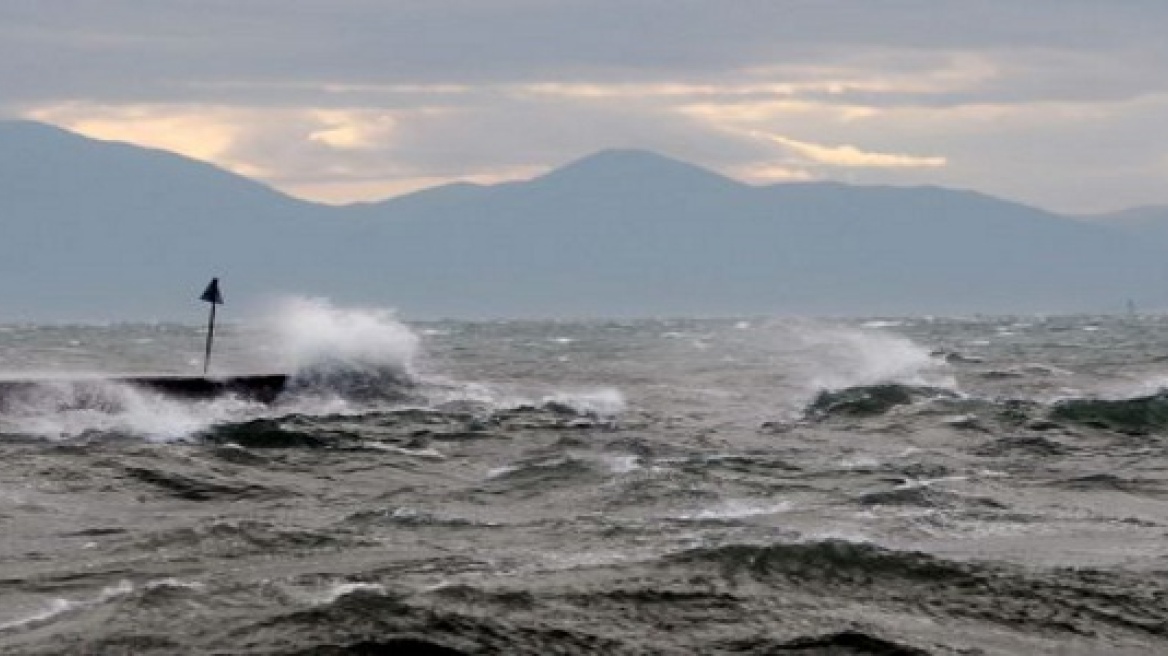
1, 301, 1167, 654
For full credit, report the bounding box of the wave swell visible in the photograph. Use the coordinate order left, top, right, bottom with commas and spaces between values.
804, 384, 959, 421
1050, 392, 1168, 435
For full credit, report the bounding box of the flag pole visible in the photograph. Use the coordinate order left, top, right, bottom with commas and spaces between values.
199, 278, 224, 376
204, 302, 217, 375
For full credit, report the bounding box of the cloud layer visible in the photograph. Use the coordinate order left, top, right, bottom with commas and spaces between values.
4, 1, 1167, 212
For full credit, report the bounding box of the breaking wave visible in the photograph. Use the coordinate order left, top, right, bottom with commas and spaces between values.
786, 322, 955, 393
0, 299, 636, 444
0, 378, 262, 441
268, 296, 419, 403
729, 320, 957, 420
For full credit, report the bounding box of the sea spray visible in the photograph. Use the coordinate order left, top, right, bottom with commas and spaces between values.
266, 297, 421, 402
268, 297, 420, 376
0, 379, 261, 441
705, 320, 956, 421
776, 321, 955, 393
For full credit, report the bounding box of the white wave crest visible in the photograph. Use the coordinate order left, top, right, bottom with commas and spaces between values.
0, 380, 262, 441
314, 582, 386, 605
0, 581, 133, 633
542, 388, 626, 416
675, 499, 793, 521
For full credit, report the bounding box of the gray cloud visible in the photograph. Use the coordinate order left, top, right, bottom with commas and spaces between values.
5, 1, 1166, 97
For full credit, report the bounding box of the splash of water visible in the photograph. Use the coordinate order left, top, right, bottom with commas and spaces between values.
267, 297, 419, 378
714, 320, 955, 421
783, 322, 954, 392
0, 380, 262, 442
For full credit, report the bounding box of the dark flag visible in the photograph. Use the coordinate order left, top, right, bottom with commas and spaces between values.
200, 278, 224, 305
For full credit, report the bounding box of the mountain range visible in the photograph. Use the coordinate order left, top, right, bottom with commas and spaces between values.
1, 119, 1166, 321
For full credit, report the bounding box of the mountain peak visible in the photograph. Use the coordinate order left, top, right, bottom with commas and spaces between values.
536, 148, 741, 192
562, 148, 699, 169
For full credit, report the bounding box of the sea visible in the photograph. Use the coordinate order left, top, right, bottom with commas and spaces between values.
1, 298, 1166, 655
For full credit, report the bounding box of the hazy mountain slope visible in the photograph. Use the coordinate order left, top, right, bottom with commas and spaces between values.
1077, 206, 1168, 250
0, 123, 1163, 320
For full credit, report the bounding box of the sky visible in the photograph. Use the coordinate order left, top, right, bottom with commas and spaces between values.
2, 0, 1166, 214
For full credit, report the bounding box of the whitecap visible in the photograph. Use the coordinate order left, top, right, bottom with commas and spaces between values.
0, 580, 133, 633
675, 499, 792, 521
313, 582, 386, 605
541, 388, 626, 416
0, 599, 74, 632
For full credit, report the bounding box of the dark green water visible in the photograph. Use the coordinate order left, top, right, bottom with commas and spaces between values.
1, 309, 1166, 654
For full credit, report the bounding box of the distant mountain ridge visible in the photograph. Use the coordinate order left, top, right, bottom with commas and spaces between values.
1077, 206, 1168, 250
0, 120, 1165, 320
